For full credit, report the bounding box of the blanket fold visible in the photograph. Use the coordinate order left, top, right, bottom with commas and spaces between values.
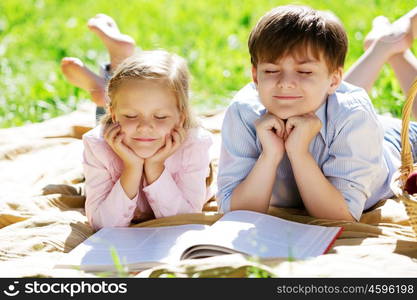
1, 103, 416, 277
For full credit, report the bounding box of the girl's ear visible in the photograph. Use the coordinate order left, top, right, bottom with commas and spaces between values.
109, 106, 116, 123
328, 67, 343, 94
179, 113, 185, 128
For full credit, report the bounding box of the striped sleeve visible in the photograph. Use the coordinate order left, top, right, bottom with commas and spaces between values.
216, 102, 261, 212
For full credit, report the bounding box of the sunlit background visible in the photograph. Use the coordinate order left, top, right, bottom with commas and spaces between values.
1, 0, 416, 127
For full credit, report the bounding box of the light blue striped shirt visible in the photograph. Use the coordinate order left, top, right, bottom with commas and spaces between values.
217, 81, 400, 220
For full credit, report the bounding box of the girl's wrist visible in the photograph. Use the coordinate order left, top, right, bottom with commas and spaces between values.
144, 158, 164, 168
123, 162, 143, 174
124, 156, 144, 167
144, 162, 165, 185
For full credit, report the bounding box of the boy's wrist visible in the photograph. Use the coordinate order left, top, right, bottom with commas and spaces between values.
260, 151, 283, 166
287, 149, 311, 163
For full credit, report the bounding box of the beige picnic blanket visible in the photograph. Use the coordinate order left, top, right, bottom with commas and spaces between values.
1, 102, 417, 278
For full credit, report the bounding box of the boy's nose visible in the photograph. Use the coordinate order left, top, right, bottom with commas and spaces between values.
276, 74, 296, 89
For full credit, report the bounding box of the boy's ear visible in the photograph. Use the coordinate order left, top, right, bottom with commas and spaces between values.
328, 67, 343, 94
251, 65, 258, 86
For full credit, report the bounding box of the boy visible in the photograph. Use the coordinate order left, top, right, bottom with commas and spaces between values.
217, 5, 398, 221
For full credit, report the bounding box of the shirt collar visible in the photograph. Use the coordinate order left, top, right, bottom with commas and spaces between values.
315, 97, 328, 140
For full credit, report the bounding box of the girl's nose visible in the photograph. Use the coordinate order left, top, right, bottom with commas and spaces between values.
136, 119, 154, 131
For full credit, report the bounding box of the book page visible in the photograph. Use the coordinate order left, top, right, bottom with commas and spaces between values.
56, 224, 208, 271
185, 210, 341, 260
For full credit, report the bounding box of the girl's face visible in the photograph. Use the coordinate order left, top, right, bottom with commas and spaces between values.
110, 79, 184, 158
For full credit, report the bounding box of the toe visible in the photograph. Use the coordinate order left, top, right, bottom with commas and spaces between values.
61, 58, 84, 73
372, 16, 391, 27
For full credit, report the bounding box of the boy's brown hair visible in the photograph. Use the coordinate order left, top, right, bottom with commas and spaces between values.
248, 5, 348, 73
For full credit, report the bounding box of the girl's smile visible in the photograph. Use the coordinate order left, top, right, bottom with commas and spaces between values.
132, 137, 157, 142
111, 79, 182, 158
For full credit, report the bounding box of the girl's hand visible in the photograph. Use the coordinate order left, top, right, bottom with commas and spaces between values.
104, 122, 144, 168
255, 113, 286, 163
145, 126, 187, 167
144, 126, 187, 184
285, 113, 321, 158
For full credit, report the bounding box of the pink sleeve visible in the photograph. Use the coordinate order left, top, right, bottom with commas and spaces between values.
83, 137, 139, 231
142, 134, 213, 218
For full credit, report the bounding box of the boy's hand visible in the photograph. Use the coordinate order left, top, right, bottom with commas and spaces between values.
104, 122, 144, 168
285, 113, 321, 157
255, 113, 286, 163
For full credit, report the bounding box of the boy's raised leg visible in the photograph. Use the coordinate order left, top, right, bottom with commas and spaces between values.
61, 57, 106, 107
359, 9, 417, 119
87, 14, 136, 71
392, 6, 417, 40
388, 51, 417, 119
363, 16, 392, 50
387, 7, 417, 118
344, 14, 413, 93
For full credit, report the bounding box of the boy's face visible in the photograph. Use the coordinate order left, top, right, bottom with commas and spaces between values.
252, 51, 342, 120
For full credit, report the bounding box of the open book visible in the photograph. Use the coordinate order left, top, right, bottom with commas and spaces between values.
56, 210, 343, 272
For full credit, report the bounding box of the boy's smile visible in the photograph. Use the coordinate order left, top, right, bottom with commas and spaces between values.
252, 52, 342, 119
273, 95, 303, 100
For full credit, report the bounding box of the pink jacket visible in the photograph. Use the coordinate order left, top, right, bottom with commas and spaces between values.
82, 125, 213, 231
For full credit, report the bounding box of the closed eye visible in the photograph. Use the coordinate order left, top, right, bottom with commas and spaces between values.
124, 115, 137, 119
155, 116, 168, 120
265, 70, 279, 74
298, 71, 312, 75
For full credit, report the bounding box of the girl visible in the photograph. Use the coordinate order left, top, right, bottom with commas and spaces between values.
82, 50, 213, 231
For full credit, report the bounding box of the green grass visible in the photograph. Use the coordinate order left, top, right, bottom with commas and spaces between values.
1, 0, 416, 128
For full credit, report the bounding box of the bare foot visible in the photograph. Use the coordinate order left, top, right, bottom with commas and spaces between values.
393, 6, 417, 40
364, 15, 412, 56
61, 57, 107, 107
364, 16, 392, 50
87, 14, 136, 70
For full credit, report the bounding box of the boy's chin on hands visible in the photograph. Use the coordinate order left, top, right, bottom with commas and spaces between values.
268, 109, 299, 122
284, 114, 322, 157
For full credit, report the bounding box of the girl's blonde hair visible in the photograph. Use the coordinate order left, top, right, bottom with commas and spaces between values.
101, 50, 198, 129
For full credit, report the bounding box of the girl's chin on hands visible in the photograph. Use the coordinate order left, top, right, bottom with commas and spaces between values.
132, 148, 159, 160
133, 142, 169, 161
126, 140, 165, 159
